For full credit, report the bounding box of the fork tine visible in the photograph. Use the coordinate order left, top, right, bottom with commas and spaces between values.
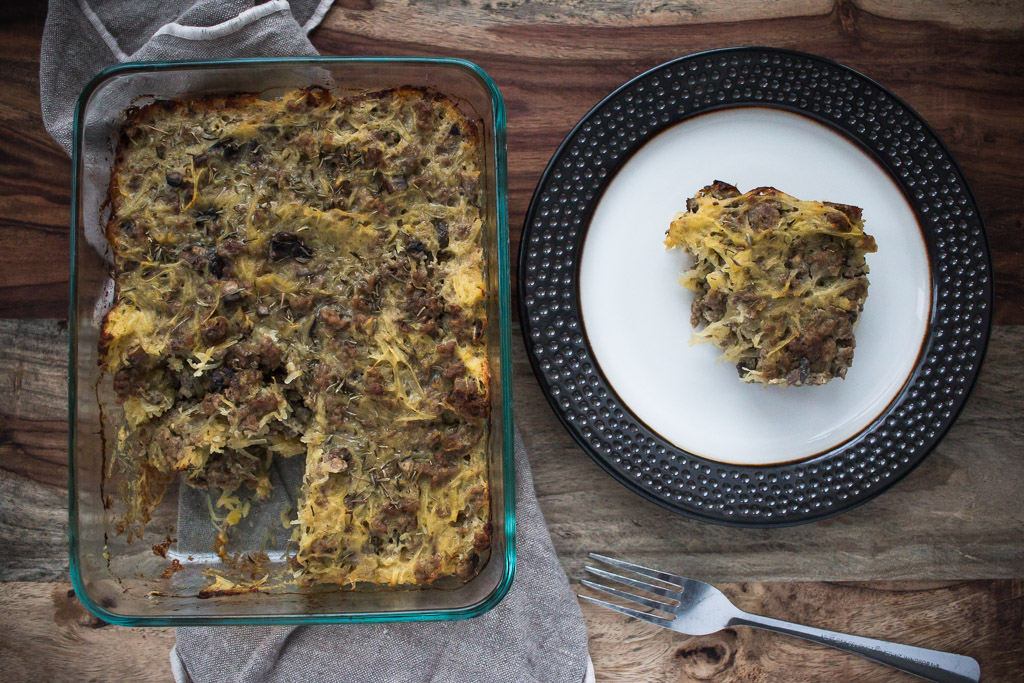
577, 594, 674, 627
584, 566, 680, 601
588, 553, 688, 588
580, 578, 677, 613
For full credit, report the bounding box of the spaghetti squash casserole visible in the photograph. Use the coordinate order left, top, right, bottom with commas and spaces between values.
666, 182, 877, 386
100, 87, 491, 586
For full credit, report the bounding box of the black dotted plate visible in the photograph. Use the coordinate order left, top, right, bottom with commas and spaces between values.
519, 47, 993, 526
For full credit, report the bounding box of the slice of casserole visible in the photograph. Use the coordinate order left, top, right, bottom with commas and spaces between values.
665, 181, 877, 386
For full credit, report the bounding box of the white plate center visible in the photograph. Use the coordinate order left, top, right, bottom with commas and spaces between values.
579, 107, 931, 466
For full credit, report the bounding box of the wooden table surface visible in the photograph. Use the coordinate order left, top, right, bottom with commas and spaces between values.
2, 1, 1022, 681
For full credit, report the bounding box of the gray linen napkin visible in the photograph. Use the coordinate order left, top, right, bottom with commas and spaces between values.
41, 0, 331, 154
172, 433, 589, 683
41, 2, 591, 681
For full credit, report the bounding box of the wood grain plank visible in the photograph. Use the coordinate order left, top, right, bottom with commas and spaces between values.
0, 319, 67, 419
859, 0, 1024, 30
1, 1, 1024, 320
581, 579, 1024, 681
0, 319, 67, 491
0, 3, 71, 319
3, 319, 1022, 582
0, 582, 175, 682
0, 579, 1019, 682
0, 472, 68, 581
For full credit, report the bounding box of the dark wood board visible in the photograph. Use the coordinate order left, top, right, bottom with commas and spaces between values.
0, 3, 71, 318
0, 1, 1023, 321
3, 1, 1024, 680
1, 317, 1022, 678
2, 579, 1021, 682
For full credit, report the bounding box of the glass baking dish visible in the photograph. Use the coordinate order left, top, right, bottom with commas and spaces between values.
68, 57, 514, 625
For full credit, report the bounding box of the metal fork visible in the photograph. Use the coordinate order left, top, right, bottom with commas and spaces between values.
580, 554, 980, 683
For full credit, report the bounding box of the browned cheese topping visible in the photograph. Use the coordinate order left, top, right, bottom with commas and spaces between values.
666, 181, 877, 386
100, 87, 491, 587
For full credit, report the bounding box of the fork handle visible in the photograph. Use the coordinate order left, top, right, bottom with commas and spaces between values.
730, 612, 980, 683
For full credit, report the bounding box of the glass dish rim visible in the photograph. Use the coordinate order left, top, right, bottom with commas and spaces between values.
68, 56, 516, 626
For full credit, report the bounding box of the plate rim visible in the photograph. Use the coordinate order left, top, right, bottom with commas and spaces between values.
518, 46, 994, 527
578, 105, 933, 467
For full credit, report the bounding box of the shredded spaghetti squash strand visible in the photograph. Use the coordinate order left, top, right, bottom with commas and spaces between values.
666, 181, 877, 386
102, 87, 490, 587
